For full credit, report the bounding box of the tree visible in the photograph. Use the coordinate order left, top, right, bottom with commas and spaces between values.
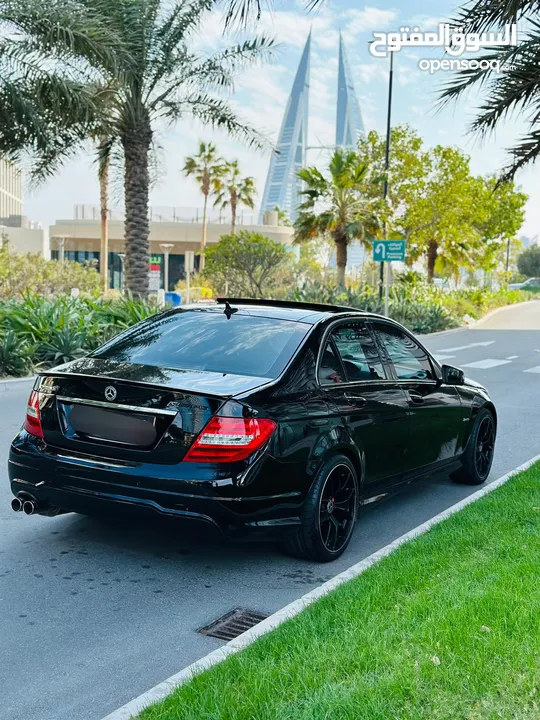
0, 1, 120, 295
214, 160, 256, 233
517, 246, 540, 278
273, 205, 291, 226
398, 146, 488, 282
356, 125, 430, 224
183, 141, 225, 271
475, 177, 527, 276
1, 0, 274, 298
294, 149, 381, 286
439, 1, 540, 178
204, 231, 289, 297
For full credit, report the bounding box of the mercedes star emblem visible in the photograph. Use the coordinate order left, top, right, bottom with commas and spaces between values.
104, 386, 117, 401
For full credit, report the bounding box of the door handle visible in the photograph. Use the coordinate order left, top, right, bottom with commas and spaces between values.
344, 393, 367, 404
409, 392, 425, 405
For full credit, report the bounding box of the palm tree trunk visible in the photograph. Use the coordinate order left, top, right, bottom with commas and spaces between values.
335, 235, 347, 287
427, 239, 438, 283
200, 192, 208, 272
122, 121, 152, 299
231, 193, 237, 234
99, 148, 109, 293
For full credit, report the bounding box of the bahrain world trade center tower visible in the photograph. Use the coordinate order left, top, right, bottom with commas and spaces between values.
259, 32, 364, 223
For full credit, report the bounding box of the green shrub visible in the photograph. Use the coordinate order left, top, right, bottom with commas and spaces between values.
289, 280, 536, 334
0, 294, 158, 376
0, 248, 101, 299
0, 331, 32, 377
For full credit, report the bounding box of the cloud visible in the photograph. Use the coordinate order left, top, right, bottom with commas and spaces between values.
409, 14, 447, 30
354, 62, 388, 84
397, 64, 418, 86
343, 6, 398, 34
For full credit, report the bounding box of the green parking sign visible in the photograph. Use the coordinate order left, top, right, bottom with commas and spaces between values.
373, 239, 406, 262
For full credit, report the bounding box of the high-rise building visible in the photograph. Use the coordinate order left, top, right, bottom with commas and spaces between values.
259, 32, 311, 224
259, 32, 364, 224
336, 33, 365, 148
0, 158, 23, 226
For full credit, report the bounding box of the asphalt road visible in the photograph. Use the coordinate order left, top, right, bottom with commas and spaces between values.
2, 300, 540, 720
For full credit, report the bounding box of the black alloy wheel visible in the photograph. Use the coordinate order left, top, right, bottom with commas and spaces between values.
283, 454, 359, 562
475, 414, 495, 479
318, 463, 357, 554
454, 407, 496, 486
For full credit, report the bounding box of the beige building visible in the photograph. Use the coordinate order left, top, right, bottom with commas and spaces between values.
50, 207, 294, 290
0, 158, 23, 226
0, 158, 48, 256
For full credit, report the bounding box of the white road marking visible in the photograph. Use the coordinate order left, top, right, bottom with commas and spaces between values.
438, 341, 495, 352
433, 354, 456, 362
101, 455, 540, 720
462, 359, 511, 369
506, 356, 518, 360
524, 366, 540, 374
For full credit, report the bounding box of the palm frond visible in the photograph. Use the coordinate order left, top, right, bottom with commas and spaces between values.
162, 92, 269, 149
450, 0, 531, 33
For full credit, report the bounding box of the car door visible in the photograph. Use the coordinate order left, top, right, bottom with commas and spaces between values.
318, 320, 409, 494
371, 321, 463, 476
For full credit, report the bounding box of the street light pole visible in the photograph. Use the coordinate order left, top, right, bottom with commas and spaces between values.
159, 243, 174, 292
379, 51, 394, 305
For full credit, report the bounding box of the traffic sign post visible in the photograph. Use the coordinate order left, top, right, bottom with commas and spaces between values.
372, 239, 407, 317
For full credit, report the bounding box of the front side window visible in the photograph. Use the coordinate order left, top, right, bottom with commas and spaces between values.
374, 324, 435, 381
331, 323, 386, 382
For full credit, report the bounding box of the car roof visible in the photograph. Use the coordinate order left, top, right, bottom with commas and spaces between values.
177, 298, 384, 326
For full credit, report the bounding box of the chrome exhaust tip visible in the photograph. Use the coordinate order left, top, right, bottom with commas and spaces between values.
10, 497, 23, 512
22, 499, 37, 516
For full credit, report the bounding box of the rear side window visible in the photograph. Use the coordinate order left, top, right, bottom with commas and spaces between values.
331, 323, 386, 381
92, 311, 309, 379
318, 342, 345, 385
374, 324, 435, 381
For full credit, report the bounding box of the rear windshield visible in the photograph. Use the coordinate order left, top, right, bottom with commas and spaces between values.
92, 310, 310, 379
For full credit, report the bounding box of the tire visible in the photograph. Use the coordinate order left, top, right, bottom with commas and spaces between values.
453, 408, 496, 485
283, 454, 359, 562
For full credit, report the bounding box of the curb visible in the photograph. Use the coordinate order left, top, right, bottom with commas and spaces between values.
0, 375, 34, 392
472, 299, 539, 328
418, 326, 468, 339
101, 453, 540, 720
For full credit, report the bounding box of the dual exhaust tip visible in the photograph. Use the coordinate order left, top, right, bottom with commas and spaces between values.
11, 496, 63, 516
11, 497, 38, 515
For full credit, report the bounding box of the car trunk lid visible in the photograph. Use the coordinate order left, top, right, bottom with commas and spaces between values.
36, 359, 269, 464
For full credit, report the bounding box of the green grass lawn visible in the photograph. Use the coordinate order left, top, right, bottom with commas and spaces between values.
139, 464, 540, 720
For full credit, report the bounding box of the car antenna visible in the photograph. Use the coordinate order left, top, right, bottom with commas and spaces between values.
223, 300, 238, 320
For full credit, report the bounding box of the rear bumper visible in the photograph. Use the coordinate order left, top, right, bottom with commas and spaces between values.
8, 438, 303, 540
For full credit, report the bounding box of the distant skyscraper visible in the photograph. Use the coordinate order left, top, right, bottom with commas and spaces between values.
335, 33, 364, 148
259, 33, 311, 223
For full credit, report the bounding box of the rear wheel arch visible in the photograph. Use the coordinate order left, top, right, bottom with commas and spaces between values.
309, 442, 364, 496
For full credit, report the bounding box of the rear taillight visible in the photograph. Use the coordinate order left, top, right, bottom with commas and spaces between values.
184, 416, 276, 463
24, 390, 44, 438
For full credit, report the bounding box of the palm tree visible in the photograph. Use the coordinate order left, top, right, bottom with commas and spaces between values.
294, 149, 381, 287
183, 142, 225, 271
439, 1, 537, 178
1, 0, 274, 298
214, 160, 256, 233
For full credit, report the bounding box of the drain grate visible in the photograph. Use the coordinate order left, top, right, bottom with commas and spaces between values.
199, 607, 270, 641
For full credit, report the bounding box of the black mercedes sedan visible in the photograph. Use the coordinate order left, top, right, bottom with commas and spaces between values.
9, 299, 497, 562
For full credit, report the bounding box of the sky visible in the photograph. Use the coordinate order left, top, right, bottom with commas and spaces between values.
24, 0, 540, 239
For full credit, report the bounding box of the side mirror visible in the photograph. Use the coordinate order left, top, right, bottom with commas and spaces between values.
442, 364, 464, 386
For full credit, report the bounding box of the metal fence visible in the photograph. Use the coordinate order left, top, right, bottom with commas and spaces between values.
73, 204, 258, 226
